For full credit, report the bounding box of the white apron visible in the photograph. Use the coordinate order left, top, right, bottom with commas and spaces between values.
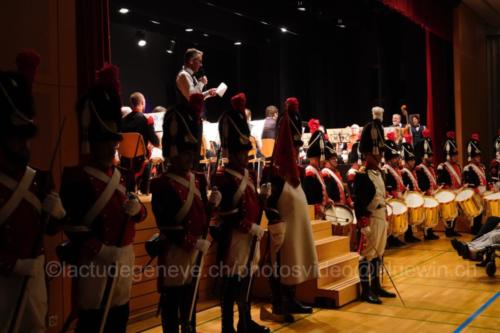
0, 255, 47, 333
78, 244, 135, 310
225, 230, 261, 277
361, 170, 388, 261
160, 243, 199, 287
276, 182, 319, 285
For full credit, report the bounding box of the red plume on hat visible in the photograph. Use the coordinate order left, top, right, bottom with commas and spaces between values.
446, 131, 455, 139
471, 133, 480, 141
285, 97, 299, 112
403, 133, 412, 144
95, 63, 121, 95
423, 128, 431, 138
386, 131, 396, 142
15, 49, 40, 90
189, 93, 204, 118
308, 118, 320, 134
230, 92, 246, 113
273, 111, 300, 187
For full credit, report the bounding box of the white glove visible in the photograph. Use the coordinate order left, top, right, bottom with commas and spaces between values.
268, 222, 286, 251
123, 196, 142, 216
259, 182, 272, 199
13, 258, 39, 277
249, 223, 265, 240
361, 226, 371, 236
43, 191, 66, 219
97, 244, 121, 264
195, 239, 211, 253
208, 187, 222, 208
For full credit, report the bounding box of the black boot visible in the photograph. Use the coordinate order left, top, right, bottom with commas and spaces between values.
450, 239, 470, 259
470, 215, 483, 236
387, 235, 406, 248
221, 277, 237, 333
445, 220, 461, 237
180, 284, 196, 333
359, 260, 381, 304
424, 228, 439, 240
282, 285, 313, 314
237, 302, 270, 333
404, 226, 421, 243
268, 276, 294, 322
371, 258, 396, 298
161, 288, 181, 333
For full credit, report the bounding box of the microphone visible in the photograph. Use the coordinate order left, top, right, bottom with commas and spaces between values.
194, 67, 205, 79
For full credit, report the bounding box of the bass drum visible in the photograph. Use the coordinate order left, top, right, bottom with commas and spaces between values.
325, 204, 355, 236
388, 199, 408, 236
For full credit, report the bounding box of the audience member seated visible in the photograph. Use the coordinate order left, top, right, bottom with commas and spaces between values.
121, 91, 160, 194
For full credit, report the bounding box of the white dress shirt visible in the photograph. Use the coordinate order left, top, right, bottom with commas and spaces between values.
176, 66, 210, 101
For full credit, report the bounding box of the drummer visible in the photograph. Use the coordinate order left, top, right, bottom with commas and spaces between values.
463, 133, 493, 235
400, 133, 422, 243
303, 119, 332, 219
322, 142, 353, 207
415, 129, 440, 240
437, 131, 462, 237
383, 131, 407, 248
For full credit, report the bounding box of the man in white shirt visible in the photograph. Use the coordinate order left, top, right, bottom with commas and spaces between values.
175, 48, 216, 108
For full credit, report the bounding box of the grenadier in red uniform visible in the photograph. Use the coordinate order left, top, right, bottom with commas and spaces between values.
322, 142, 353, 207
150, 93, 221, 333
415, 129, 440, 240
214, 93, 270, 333
60, 65, 147, 333
0, 50, 66, 333
437, 131, 462, 237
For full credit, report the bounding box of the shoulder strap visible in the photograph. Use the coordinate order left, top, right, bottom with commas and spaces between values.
226, 168, 254, 207
82, 167, 124, 227
166, 173, 197, 223
0, 167, 40, 226
306, 165, 326, 188
445, 161, 462, 186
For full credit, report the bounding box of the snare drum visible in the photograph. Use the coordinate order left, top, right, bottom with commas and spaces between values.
405, 192, 425, 225
423, 196, 439, 228
484, 192, 500, 218
388, 199, 408, 236
456, 188, 483, 218
434, 190, 458, 221
325, 205, 354, 236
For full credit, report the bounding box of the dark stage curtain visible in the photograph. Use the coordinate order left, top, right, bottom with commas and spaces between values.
381, 0, 453, 41
76, 0, 112, 97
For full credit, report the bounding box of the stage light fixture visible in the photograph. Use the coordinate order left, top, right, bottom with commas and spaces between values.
203, 33, 209, 37
280, 27, 288, 33
119, 8, 129, 14
234, 41, 242, 46
260, 21, 270, 26
166, 40, 176, 54
150, 19, 161, 25
297, 1, 306, 11
336, 18, 346, 29
185, 28, 194, 32
136, 31, 147, 47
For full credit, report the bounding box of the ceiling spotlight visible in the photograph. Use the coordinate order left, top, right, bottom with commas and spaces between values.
280, 27, 288, 33
297, 0, 306, 11
136, 30, 147, 47
119, 8, 129, 14
150, 19, 161, 25
234, 41, 242, 46
336, 18, 346, 29
260, 21, 270, 26
166, 40, 176, 54
203, 33, 209, 37
185, 28, 194, 32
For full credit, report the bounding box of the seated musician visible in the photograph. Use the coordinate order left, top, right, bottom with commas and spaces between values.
322, 142, 353, 207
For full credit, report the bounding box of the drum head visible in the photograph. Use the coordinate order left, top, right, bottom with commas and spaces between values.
333, 205, 354, 226
389, 200, 408, 214
456, 188, 474, 202
485, 192, 500, 200
405, 192, 425, 208
434, 190, 455, 203
424, 196, 439, 208
386, 204, 393, 217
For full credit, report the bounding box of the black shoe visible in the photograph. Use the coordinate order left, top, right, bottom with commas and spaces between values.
373, 286, 396, 298
360, 288, 382, 304
424, 230, 439, 240
387, 235, 406, 248
451, 239, 470, 259
445, 228, 461, 238
404, 234, 421, 243
282, 285, 313, 314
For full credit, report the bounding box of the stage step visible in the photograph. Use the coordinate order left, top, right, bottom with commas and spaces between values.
320, 276, 360, 307
316, 252, 360, 288
315, 236, 350, 262
310, 219, 333, 240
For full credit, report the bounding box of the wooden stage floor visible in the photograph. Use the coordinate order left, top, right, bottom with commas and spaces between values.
127, 233, 500, 333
